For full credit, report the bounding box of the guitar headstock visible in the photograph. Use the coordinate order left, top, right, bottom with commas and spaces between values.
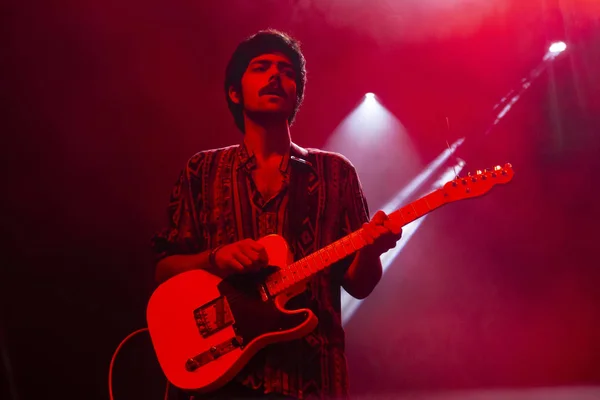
442, 163, 514, 201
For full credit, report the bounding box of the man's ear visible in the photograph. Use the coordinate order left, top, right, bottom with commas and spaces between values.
228, 86, 241, 105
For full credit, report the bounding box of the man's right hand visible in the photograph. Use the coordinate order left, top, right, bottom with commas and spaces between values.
212, 239, 269, 277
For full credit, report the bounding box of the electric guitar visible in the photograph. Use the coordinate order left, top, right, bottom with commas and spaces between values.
146, 163, 514, 393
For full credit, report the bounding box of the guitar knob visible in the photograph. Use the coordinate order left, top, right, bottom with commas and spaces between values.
210, 346, 221, 359
186, 358, 200, 372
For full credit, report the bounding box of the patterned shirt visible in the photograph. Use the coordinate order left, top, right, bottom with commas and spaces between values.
151, 142, 370, 399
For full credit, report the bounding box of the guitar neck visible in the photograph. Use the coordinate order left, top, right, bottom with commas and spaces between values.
265, 189, 448, 297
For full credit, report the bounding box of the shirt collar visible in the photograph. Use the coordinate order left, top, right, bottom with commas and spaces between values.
237, 141, 313, 173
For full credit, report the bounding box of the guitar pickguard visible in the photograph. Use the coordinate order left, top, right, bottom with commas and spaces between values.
193, 296, 234, 338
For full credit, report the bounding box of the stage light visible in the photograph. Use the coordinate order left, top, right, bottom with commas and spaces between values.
549, 41, 567, 55
365, 92, 375, 99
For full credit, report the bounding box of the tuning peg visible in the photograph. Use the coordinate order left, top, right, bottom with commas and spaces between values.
494, 165, 502, 171
476, 170, 483, 175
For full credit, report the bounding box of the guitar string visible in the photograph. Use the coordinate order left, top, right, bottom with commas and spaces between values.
218, 205, 419, 304
220, 238, 362, 304
219, 190, 457, 304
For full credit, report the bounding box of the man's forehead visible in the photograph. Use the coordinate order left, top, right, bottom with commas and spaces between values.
249, 52, 292, 64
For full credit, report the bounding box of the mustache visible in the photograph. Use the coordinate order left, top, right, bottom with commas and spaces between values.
259, 80, 287, 98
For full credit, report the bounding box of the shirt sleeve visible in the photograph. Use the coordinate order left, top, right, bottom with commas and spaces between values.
332, 158, 371, 280
342, 162, 371, 236
150, 162, 206, 261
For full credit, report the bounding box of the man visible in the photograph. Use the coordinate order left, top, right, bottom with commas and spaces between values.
152, 29, 403, 399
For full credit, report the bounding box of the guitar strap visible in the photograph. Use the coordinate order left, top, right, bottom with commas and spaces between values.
286, 158, 312, 258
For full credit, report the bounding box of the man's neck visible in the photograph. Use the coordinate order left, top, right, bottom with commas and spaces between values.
243, 116, 291, 165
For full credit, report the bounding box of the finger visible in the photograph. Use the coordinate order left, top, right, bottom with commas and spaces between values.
361, 223, 374, 242
382, 241, 397, 253
363, 222, 377, 235
364, 229, 382, 243
257, 247, 269, 265
374, 225, 389, 237
384, 234, 399, 247
232, 251, 253, 268
226, 258, 245, 274
374, 235, 396, 253
242, 247, 268, 271
239, 245, 261, 263
372, 210, 388, 225
394, 224, 403, 236
381, 232, 401, 246
361, 228, 375, 245
244, 239, 265, 253
384, 220, 403, 235
241, 244, 269, 267
371, 223, 391, 238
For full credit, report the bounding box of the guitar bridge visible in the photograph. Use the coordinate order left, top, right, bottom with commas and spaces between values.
193, 296, 234, 338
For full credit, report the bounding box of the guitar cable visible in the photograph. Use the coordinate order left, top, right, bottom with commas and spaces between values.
109, 327, 170, 400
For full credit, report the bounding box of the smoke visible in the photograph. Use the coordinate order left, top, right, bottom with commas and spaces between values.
294, 0, 509, 43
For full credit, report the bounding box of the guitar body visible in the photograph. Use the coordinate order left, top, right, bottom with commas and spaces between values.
146, 235, 318, 393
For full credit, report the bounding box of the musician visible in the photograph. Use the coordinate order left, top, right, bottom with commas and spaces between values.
151, 29, 403, 400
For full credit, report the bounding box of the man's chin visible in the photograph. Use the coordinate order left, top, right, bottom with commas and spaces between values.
246, 108, 292, 122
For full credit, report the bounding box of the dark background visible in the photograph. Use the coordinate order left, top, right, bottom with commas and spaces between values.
3, 0, 600, 399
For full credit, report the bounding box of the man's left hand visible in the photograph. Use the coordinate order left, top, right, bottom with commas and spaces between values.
361, 210, 403, 256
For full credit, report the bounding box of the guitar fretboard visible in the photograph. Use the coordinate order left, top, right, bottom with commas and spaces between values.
265, 189, 448, 297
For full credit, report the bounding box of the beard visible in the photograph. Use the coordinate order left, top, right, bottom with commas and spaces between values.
243, 98, 296, 127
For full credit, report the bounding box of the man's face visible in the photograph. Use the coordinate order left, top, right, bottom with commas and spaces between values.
232, 52, 297, 121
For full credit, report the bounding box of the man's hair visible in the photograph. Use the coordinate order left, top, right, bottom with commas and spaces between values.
224, 29, 307, 133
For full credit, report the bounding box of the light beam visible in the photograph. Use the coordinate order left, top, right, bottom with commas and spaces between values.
342, 160, 467, 325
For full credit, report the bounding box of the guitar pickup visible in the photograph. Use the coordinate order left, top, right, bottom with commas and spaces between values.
193, 296, 234, 338
185, 336, 244, 372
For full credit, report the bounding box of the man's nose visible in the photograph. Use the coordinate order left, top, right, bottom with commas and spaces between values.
268, 71, 282, 82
